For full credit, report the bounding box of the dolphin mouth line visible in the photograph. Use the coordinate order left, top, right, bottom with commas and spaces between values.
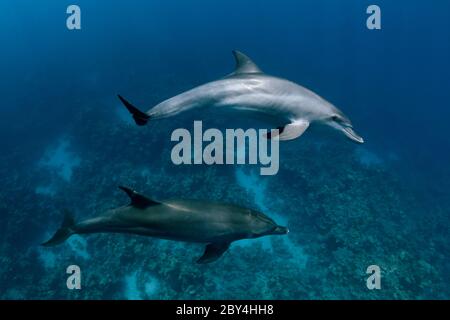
273, 226, 289, 235
342, 126, 364, 144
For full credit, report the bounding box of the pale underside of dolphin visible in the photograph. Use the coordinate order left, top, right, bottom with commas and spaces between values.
118, 50, 364, 143
42, 186, 288, 264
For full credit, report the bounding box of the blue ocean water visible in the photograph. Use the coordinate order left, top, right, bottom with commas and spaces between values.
0, 0, 449, 299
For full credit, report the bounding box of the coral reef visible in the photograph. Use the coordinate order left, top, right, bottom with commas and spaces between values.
0, 99, 449, 300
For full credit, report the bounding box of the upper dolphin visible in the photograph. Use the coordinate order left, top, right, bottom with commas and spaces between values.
42, 186, 288, 264
118, 50, 364, 143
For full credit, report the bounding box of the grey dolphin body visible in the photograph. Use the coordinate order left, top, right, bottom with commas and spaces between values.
42, 186, 288, 263
118, 50, 363, 143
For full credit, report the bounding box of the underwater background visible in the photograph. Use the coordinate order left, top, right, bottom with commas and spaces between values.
0, 0, 449, 299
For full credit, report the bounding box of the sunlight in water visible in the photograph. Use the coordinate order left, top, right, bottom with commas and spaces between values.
36, 247, 57, 269
124, 271, 160, 300
124, 272, 141, 300
354, 147, 383, 167
235, 168, 308, 268
35, 184, 57, 197
38, 137, 81, 182
67, 235, 90, 260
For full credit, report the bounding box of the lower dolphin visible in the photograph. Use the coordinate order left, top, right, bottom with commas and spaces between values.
42, 186, 288, 263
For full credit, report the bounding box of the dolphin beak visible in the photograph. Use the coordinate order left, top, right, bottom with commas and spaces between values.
273, 226, 289, 235
342, 127, 364, 144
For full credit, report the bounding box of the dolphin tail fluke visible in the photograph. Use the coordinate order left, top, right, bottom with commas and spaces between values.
117, 94, 150, 126
41, 210, 76, 246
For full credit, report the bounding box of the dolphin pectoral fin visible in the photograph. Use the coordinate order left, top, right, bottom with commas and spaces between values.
264, 126, 285, 140
119, 186, 160, 209
117, 94, 150, 126
267, 120, 310, 141
197, 242, 231, 264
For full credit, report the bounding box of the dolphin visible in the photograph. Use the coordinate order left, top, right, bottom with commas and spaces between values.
42, 186, 288, 263
118, 50, 364, 143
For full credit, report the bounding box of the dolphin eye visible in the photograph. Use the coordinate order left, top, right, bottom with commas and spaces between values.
331, 115, 339, 121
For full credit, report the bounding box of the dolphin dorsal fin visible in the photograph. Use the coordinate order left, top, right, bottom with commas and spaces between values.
231, 50, 262, 75
119, 186, 160, 209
